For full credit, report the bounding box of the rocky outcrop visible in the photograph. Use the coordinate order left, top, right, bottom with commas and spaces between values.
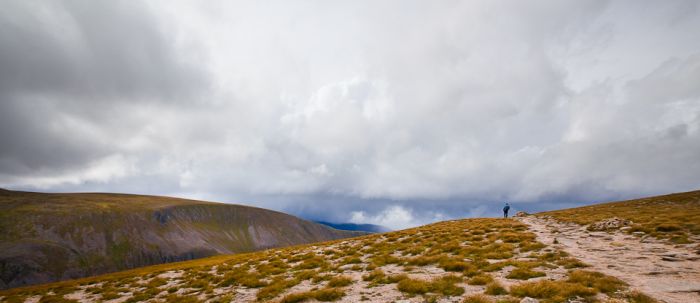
0, 190, 363, 289
587, 217, 632, 231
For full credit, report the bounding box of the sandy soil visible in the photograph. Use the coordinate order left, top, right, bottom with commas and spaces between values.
519, 216, 700, 303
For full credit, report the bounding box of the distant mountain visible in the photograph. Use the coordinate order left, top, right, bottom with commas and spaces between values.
315, 221, 391, 233
0, 189, 363, 289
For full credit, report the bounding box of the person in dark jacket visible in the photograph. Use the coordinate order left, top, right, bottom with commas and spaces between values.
503, 203, 510, 218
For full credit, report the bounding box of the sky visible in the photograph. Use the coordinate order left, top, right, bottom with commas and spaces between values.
1, 0, 699, 230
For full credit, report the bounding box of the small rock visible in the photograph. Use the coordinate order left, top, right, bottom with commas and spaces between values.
632, 231, 645, 236
566, 296, 586, 303
661, 256, 682, 262
520, 297, 539, 303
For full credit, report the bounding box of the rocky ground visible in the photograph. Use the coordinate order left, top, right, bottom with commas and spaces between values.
0, 218, 658, 303
520, 215, 700, 303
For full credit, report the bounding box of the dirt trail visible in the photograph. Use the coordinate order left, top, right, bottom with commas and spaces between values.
519, 216, 700, 303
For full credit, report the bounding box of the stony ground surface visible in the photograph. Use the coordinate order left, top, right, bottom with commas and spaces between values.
1, 218, 656, 303
520, 215, 700, 303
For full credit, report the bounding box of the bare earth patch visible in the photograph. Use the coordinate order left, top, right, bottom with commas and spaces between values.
520, 215, 700, 303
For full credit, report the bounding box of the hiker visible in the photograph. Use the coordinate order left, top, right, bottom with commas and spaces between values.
503, 203, 510, 218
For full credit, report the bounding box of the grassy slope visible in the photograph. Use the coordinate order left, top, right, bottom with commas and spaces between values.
538, 190, 700, 244
3, 190, 690, 302
0, 218, 654, 303
0, 189, 362, 289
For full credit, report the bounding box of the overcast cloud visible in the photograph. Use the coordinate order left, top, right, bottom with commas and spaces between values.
1, 0, 699, 229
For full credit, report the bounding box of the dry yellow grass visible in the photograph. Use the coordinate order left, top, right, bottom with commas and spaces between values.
0, 218, 653, 302
539, 190, 700, 244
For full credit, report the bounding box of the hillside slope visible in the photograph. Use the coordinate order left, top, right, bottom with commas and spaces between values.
529, 190, 700, 303
0, 189, 363, 289
538, 189, 700, 244
0, 218, 654, 303
3, 190, 698, 303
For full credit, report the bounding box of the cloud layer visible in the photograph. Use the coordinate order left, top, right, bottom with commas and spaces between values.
1, 1, 699, 229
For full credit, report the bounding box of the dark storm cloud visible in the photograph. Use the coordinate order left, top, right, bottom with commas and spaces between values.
0, 0, 208, 177
1, 0, 699, 229
0, 0, 204, 99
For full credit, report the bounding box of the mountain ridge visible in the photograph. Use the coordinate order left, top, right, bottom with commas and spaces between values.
0, 189, 364, 289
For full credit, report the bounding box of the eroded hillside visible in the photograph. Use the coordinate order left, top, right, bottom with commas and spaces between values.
0, 190, 362, 289
529, 190, 700, 303
0, 218, 654, 303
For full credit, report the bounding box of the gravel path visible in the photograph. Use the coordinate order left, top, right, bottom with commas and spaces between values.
519, 216, 700, 303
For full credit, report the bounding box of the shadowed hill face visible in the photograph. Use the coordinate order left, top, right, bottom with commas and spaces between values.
0, 190, 363, 289
538, 190, 700, 244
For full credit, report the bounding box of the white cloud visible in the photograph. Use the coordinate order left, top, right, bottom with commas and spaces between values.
1, 154, 135, 189
349, 205, 455, 229
350, 205, 416, 230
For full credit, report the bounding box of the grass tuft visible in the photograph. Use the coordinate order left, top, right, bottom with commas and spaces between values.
566, 270, 626, 294
484, 281, 508, 295
327, 276, 353, 287
624, 291, 658, 303
462, 294, 493, 303
312, 288, 346, 301
397, 278, 430, 294
510, 280, 596, 301
396, 275, 464, 296
256, 278, 300, 301
467, 273, 493, 285
506, 268, 546, 280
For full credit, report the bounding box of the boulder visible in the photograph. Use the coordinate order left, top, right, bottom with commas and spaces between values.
514, 211, 530, 217
587, 217, 632, 231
